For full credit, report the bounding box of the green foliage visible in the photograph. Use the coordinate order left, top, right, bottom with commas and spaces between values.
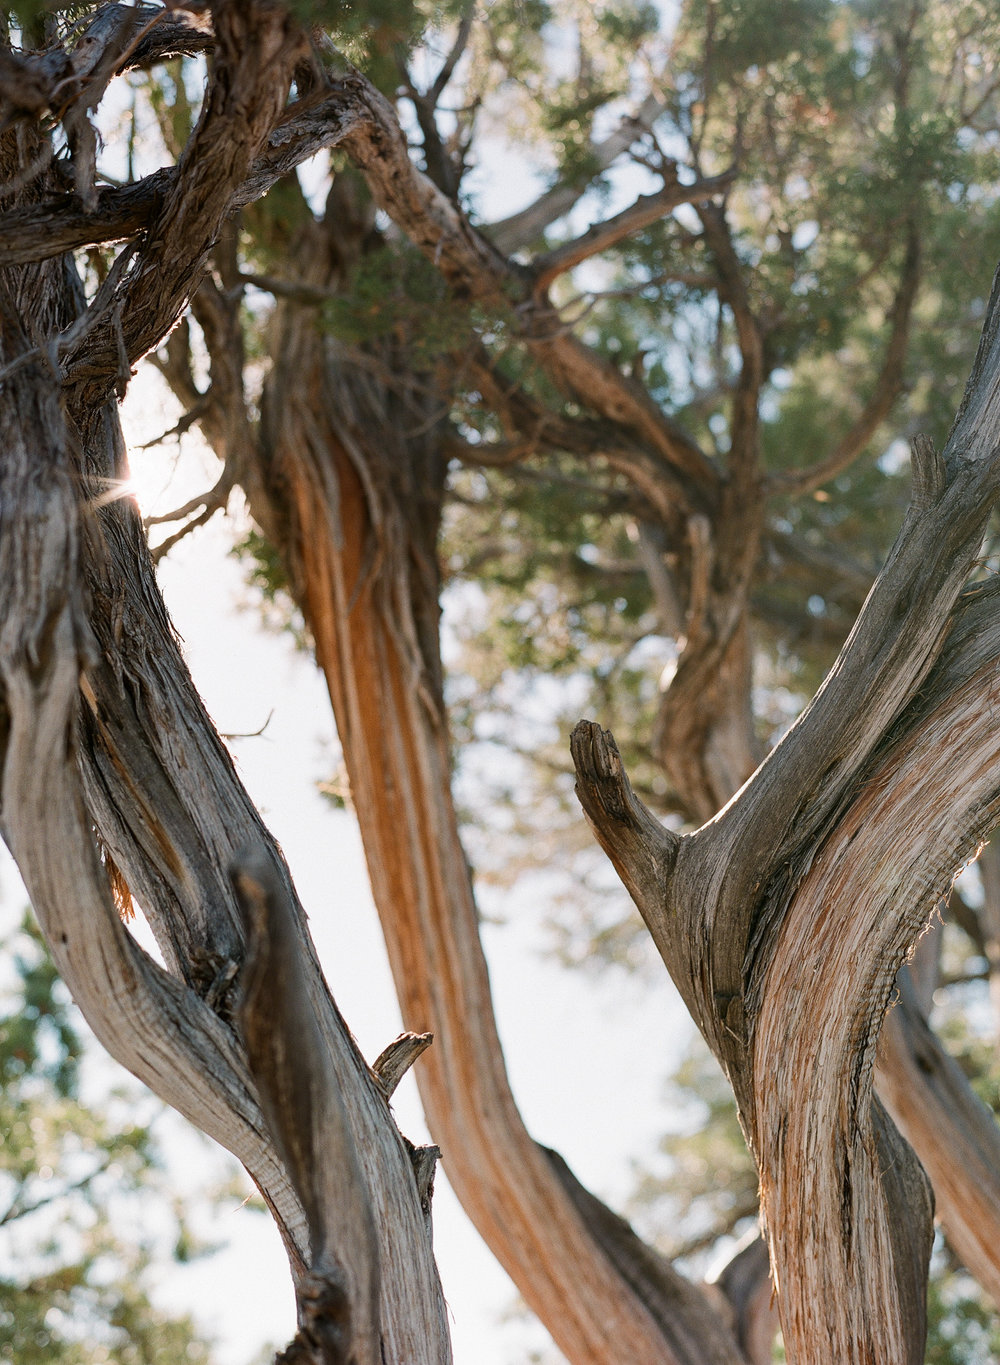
321, 243, 473, 364
926, 1251, 1000, 1365
0, 915, 220, 1365
441, 0, 1000, 821
682, 0, 833, 77
142, 59, 196, 163
231, 528, 310, 650
463, 0, 664, 183
3, 2, 86, 42
286, 0, 417, 33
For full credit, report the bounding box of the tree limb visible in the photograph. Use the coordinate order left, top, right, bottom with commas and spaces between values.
570, 721, 679, 918
532, 168, 736, 292
63, 2, 305, 396
0, 88, 366, 270
573, 275, 1000, 1361
0, 311, 308, 1263
711, 1236, 778, 1365
543, 1147, 753, 1365
485, 89, 670, 254
771, 217, 922, 496
335, 74, 721, 504
696, 201, 764, 480
232, 846, 382, 1365
877, 965, 1000, 1307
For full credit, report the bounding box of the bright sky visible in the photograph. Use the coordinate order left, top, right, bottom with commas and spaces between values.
0, 366, 693, 1365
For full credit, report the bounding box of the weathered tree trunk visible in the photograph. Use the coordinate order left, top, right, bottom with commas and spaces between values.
182, 141, 1000, 1365
244, 266, 749, 1362
9, 9, 1000, 1363
0, 17, 455, 1359
878, 962, 1000, 1308
572, 297, 1000, 1360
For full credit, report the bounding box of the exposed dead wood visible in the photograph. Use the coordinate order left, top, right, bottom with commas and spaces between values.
571, 276, 1000, 1360
372, 1032, 434, 1098
69, 414, 451, 1362
0, 12, 453, 1360
6, 9, 997, 1362
250, 323, 719, 1364
232, 846, 381, 1365
0, 289, 306, 1259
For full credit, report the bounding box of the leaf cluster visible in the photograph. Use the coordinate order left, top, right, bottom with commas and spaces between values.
321, 242, 474, 366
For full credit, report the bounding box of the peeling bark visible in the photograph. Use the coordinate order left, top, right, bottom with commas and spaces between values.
571, 284, 1000, 1358
249, 309, 739, 1363
0, 12, 453, 1361
6, 8, 1000, 1363
878, 962, 1000, 1307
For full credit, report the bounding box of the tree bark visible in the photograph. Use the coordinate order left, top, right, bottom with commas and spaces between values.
877, 963, 1000, 1308
8, 10, 1000, 1361
572, 289, 1000, 1360
245, 282, 747, 1362
0, 16, 454, 1359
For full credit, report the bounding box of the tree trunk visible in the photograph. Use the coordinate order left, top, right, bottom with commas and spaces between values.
246, 286, 748, 1363
572, 300, 1000, 1361
878, 964, 1000, 1307
9, 10, 1000, 1361
0, 86, 452, 1365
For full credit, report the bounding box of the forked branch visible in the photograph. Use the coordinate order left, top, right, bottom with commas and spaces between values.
532, 168, 737, 292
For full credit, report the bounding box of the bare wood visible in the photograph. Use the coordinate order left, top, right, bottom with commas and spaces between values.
232, 846, 381, 1365
0, 82, 452, 1353
0, 319, 306, 1258
73, 448, 452, 1363
63, 2, 305, 398
570, 720, 679, 915
572, 278, 1000, 1360
0, 86, 365, 271
711, 1237, 779, 1365
245, 292, 745, 1360
543, 1146, 751, 1364
751, 633, 1000, 1360
372, 1032, 434, 1098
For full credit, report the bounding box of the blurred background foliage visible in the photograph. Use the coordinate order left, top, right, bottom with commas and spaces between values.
0, 915, 256, 1364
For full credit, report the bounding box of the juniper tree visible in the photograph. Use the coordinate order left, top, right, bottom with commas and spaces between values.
4, 3, 1000, 1362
